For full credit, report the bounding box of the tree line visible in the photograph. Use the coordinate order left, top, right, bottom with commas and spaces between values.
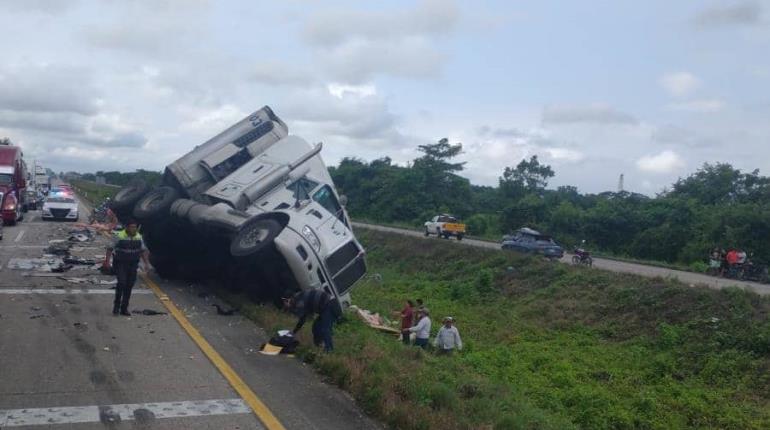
330, 139, 770, 267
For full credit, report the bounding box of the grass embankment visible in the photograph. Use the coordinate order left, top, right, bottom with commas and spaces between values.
228, 230, 770, 429
69, 179, 119, 205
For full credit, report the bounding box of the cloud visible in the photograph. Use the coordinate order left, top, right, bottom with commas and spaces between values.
544, 147, 585, 163
652, 125, 720, 148
0, 0, 78, 14
659, 72, 701, 97
249, 62, 316, 87
301, 0, 458, 82
636, 150, 685, 173
694, 1, 762, 28
327, 83, 377, 99
666, 99, 724, 113
0, 64, 100, 115
542, 104, 638, 125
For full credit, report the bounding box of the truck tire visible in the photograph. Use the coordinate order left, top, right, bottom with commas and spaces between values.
111, 180, 150, 214
150, 253, 179, 279
133, 186, 179, 221
230, 218, 283, 257
424, 228, 430, 237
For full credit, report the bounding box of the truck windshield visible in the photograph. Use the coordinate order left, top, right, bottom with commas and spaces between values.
0, 174, 12, 185
313, 185, 346, 224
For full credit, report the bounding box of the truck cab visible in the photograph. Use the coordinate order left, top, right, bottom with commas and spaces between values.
111, 106, 366, 310
0, 146, 27, 225
424, 214, 466, 240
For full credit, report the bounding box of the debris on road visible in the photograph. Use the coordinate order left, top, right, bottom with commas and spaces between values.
132, 309, 168, 316
260, 330, 299, 355
212, 304, 236, 316
349, 305, 400, 334
8, 258, 63, 271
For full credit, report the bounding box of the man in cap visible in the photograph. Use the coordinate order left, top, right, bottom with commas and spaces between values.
284, 289, 340, 352
434, 316, 463, 355
408, 307, 432, 349
103, 219, 150, 316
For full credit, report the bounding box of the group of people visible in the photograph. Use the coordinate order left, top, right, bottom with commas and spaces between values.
709, 247, 748, 277
397, 299, 463, 354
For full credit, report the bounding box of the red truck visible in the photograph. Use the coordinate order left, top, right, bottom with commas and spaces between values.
0, 145, 28, 225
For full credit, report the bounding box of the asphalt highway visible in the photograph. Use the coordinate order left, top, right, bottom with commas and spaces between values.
0, 198, 380, 429
353, 222, 770, 296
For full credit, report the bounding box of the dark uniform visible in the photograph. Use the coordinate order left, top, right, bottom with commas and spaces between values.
291, 290, 340, 352
111, 229, 146, 314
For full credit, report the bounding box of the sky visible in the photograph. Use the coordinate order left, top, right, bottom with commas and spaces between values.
0, 0, 768, 195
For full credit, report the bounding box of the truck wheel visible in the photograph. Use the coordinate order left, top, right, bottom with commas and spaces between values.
111, 180, 150, 214
150, 254, 179, 279
133, 186, 179, 221
230, 218, 283, 257
424, 228, 430, 237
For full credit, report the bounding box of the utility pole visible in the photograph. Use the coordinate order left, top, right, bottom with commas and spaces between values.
617, 173, 624, 193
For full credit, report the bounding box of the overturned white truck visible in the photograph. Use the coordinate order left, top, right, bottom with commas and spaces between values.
111, 106, 366, 310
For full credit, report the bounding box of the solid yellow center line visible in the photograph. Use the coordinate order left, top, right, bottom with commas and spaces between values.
140, 273, 286, 430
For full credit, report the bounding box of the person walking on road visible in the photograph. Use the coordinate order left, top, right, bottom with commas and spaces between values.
408, 307, 432, 349
434, 317, 462, 355
103, 219, 150, 316
284, 289, 341, 352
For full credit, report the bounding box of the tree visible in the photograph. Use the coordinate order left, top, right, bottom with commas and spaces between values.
499, 155, 554, 199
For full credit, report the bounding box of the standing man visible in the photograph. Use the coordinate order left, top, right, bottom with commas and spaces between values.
408, 307, 432, 349
284, 289, 340, 352
396, 300, 415, 345
103, 219, 150, 316
434, 317, 463, 355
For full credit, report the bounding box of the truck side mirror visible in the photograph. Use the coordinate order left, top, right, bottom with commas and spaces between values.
339, 195, 348, 207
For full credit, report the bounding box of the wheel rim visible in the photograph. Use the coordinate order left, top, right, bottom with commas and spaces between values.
144, 192, 165, 210
239, 225, 269, 249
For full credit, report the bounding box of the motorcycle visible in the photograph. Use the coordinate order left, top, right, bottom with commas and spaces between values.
571, 240, 593, 267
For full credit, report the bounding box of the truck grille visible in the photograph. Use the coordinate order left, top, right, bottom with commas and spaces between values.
332, 257, 366, 296
326, 242, 360, 276
51, 208, 70, 218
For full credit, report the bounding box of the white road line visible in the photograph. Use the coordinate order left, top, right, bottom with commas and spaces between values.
0, 288, 153, 295
0, 398, 254, 428
13, 229, 25, 243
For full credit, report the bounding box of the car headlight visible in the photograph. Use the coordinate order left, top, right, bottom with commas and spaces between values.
301, 225, 321, 252
42, 207, 51, 214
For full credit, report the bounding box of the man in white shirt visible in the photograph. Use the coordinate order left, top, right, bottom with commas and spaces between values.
408, 307, 431, 349
434, 316, 462, 355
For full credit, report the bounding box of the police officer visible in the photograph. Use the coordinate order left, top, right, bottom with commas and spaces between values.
103, 219, 150, 316
284, 289, 341, 352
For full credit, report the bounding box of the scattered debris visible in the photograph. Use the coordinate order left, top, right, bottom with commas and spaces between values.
260, 330, 299, 355
212, 304, 236, 316
51, 264, 74, 273
349, 305, 400, 334
30, 306, 42, 311
30, 314, 47, 319
132, 309, 168, 316
9, 258, 63, 272
103, 347, 110, 352
63, 256, 97, 265
46, 241, 72, 256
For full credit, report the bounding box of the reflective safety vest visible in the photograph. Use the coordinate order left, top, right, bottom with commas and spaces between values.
113, 230, 144, 263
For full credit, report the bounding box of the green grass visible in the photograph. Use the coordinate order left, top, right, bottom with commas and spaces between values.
227, 229, 770, 429
70, 179, 119, 205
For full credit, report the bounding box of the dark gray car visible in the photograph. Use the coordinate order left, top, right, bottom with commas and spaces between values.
501, 227, 564, 259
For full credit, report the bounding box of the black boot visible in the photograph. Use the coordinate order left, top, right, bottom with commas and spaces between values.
112, 305, 119, 315
120, 308, 131, 316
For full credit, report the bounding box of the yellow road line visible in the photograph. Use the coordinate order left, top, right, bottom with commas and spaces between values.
140, 273, 286, 430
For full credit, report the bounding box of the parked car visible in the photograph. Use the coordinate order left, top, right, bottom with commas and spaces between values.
42, 195, 79, 221
110, 106, 366, 311
424, 214, 466, 240
501, 227, 564, 259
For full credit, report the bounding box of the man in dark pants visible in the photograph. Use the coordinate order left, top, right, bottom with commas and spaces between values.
103, 220, 150, 316
284, 289, 340, 352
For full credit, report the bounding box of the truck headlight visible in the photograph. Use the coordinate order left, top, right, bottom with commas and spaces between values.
301, 225, 321, 252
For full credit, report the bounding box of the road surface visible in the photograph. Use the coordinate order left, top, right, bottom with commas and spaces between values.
0, 197, 380, 429
353, 222, 770, 296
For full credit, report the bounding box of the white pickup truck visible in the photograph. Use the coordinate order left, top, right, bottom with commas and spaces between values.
111, 106, 366, 310
424, 214, 466, 241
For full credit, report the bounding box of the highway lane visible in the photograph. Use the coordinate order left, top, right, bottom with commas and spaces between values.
353, 222, 770, 296
0, 197, 381, 429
